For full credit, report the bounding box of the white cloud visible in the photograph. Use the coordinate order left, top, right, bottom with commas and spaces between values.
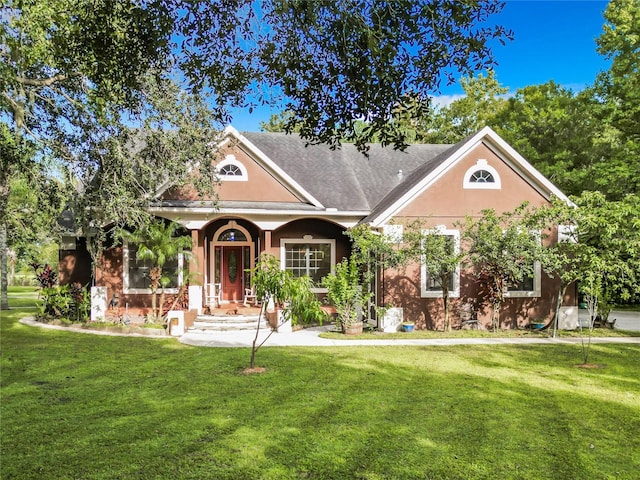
429, 94, 466, 109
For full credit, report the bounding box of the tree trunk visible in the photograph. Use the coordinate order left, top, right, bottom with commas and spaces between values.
492, 299, 501, 331
442, 287, 451, 332
250, 302, 267, 369
0, 223, 9, 310
552, 284, 567, 338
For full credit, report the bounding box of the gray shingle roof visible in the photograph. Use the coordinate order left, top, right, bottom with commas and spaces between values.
241, 132, 452, 212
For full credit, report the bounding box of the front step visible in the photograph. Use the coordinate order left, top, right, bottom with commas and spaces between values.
189, 313, 269, 333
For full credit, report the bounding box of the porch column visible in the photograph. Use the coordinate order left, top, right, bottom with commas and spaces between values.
189, 229, 205, 315
190, 229, 205, 285
264, 230, 276, 256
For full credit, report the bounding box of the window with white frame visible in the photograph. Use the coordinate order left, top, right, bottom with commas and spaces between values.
420, 228, 461, 298
505, 262, 541, 297
281, 237, 335, 291
505, 230, 542, 298
123, 242, 187, 294
382, 224, 404, 243
463, 159, 501, 189
215, 155, 248, 181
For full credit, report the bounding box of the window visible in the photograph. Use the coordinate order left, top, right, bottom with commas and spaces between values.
382, 224, 404, 243
215, 155, 248, 181
505, 262, 541, 297
219, 164, 242, 176
504, 228, 542, 297
218, 229, 247, 242
281, 238, 335, 291
470, 169, 495, 183
420, 228, 461, 298
123, 243, 186, 294
463, 159, 501, 189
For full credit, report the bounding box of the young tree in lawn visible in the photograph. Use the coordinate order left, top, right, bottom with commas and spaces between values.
402, 222, 465, 332
571, 191, 640, 364
573, 192, 640, 312
247, 254, 324, 370
529, 192, 640, 360
461, 204, 542, 331
117, 220, 192, 325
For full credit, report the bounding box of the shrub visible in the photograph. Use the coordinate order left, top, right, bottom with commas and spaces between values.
31, 263, 90, 323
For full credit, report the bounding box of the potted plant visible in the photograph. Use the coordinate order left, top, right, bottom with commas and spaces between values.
322, 257, 366, 334
401, 321, 415, 332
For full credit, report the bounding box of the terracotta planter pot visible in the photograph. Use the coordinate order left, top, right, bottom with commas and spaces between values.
343, 321, 363, 335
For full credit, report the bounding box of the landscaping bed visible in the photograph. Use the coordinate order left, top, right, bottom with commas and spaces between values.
21, 317, 168, 337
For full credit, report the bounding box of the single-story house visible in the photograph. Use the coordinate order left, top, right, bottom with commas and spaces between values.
58, 126, 578, 331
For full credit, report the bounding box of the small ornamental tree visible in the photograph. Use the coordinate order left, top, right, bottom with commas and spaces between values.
461, 204, 542, 331
526, 196, 592, 337
403, 222, 465, 332
343, 223, 405, 323
322, 257, 364, 330
248, 254, 325, 370
117, 220, 192, 324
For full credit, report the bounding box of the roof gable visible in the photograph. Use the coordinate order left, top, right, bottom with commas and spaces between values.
363, 127, 571, 226
223, 127, 325, 208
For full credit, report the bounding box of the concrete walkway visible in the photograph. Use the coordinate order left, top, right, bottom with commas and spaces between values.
20, 316, 640, 348
179, 324, 640, 348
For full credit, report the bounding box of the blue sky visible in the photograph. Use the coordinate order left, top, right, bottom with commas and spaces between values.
230, 0, 611, 132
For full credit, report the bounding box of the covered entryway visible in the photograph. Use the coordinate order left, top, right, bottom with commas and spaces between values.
210, 221, 255, 304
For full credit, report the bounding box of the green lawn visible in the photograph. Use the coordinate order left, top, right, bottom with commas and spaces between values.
2, 300, 639, 479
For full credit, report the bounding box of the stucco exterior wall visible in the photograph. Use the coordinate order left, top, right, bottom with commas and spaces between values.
381, 142, 574, 329
396, 143, 550, 221
160, 144, 302, 203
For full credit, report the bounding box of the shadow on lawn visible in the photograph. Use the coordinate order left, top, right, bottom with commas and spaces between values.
2, 312, 639, 479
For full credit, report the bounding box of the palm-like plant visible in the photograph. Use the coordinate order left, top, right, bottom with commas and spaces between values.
119, 220, 192, 323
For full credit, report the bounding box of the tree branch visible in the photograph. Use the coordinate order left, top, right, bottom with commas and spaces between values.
15, 73, 69, 87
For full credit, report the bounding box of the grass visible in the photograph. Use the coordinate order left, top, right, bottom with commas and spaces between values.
2, 294, 640, 479
320, 326, 640, 340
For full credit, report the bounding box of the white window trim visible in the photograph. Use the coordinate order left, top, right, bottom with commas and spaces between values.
504, 229, 542, 298
463, 159, 501, 190
280, 237, 336, 293
215, 154, 248, 182
420, 228, 461, 298
123, 241, 184, 295
504, 261, 542, 298
558, 224, 578, 243
382, 224, 404, 244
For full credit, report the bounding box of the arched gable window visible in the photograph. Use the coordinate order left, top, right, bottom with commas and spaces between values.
216, 155, 248, 181
463, 159, 501, 190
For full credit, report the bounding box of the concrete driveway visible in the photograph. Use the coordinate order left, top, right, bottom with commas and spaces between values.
579, 309, 640, 332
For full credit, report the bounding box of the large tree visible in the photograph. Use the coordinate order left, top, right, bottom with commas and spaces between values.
493, 83, 615, 197
1, 0, 512, 307
596, 0, 640, 142
421, 70, 508, 143
175, 0, 513, 150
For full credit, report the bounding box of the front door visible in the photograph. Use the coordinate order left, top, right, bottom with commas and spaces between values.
222, 246, 243, 302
